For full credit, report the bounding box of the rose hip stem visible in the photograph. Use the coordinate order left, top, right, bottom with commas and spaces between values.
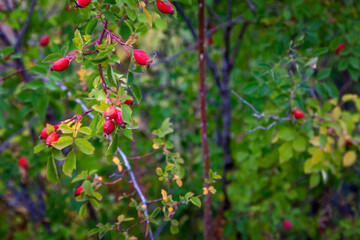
63, 109, 95, 125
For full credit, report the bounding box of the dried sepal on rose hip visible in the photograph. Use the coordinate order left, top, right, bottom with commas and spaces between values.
292, 109, 305, 119
156, 0, 174, 15
18, 157, 28, 168
51, 58, 70, 72
134, 50, 149, 65
46, 132, 59, 146
40, 36, 50, 47
103, 120, 116, 135
104, 106, 118, 120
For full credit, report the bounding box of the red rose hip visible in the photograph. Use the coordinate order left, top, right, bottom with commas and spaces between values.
156, 0, 174, 14
18, 157, 28, 168
103, 120, 115, 135
104, 106, 117, 120
40, 36, 50, 47
283, 220, 292, 230
124, 99, 134, 105
77, 0, 91, 7
335, 43, 346, 55
74, 186, 84, 197
40, 125, 58, 139
46, 132, 59, 146
114, 110, 123, 125
134, 50, 149, 65
51, 58, 70, 72
293, 110, 305, 119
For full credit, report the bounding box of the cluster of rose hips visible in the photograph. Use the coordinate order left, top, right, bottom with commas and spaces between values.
103, 106, 125, 135
40, 125, 60, 146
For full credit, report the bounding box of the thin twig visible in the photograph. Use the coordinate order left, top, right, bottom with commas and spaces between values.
128, 149, 158, 160
231, 90, 291, 132
0, 69, 27, 82
14, 0, 37, 51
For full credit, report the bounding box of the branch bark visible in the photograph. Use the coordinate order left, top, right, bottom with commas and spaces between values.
198, 0, 212, 238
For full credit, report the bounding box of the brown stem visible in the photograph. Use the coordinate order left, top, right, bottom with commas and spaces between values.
198, 0, 212, 239
98, 64, 112, 103
62, 109, 94, 125
0, 69, 27, 82
128, 149, 158, 160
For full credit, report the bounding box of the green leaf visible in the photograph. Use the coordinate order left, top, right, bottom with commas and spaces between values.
143, 8, 152, 27
79, 203, 87, 218
73, 29, 84, 50
279, 142, 293, 164
103, 11, 117, 24
59, 124, 74, 133
278, 127, 295, 141
78, 126, 91, 135
34, 143, 46, 153
130, 84, 142, 103
126, 8, 136, 21
51, 136, 74, 150
72, 171, 88, 183
121, 128, 133, 141
350, 57, 360, 70
151, 207, 161, 218
292, 135, 307, 152
309, 173, 320, 188
82, 180, 93, 196
89, 198, 100, 209
170, 225, 179, 234
63, 150, 76, 177
47, 155, 59, 183
37, 94, 49, 120
85, 19, 98, 35
90, 55, 108, 64
54, 150, 65, 160
42, 53, 63, 62
106, 134, 118, 155
107, 67, 117, 87
190, 197, 201, 208
121, 104, 132, 123
75, 138, 95, 155
313, 47, 329, 56
316, 68, 331, 80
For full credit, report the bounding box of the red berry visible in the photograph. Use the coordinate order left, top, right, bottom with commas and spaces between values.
74, 185, 84, 197
46, 132, 59, 146
40, 127, 49, 139
283, 220, 292, 230
207, 37, 213, 45
293, 110, 305, 119
18, 157, 28, 168
124, 99, 134, 105
77, 0, 91, 7
40, 125, 58, 139
134, 50, 149, 65
104, 106, 117, 120
335, 43, 346, 55
156, 0, 174, 14
346, 140, 353, 148
114, 110, 123, 125
51, 58, 70, 72
40, 36, 50, 47
103, 120, 115, 135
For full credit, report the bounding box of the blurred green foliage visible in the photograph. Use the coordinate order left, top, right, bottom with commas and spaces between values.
1, 0, 360, 239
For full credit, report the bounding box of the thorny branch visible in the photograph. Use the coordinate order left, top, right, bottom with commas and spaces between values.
231, 90, 291, 133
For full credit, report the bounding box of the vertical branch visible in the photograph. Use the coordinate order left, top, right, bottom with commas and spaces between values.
14, 0, 37, 51
198, 0, 212, 239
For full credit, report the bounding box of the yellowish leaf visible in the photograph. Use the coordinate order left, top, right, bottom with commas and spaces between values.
311, 149, 324, 165
343, 151, 357, 167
